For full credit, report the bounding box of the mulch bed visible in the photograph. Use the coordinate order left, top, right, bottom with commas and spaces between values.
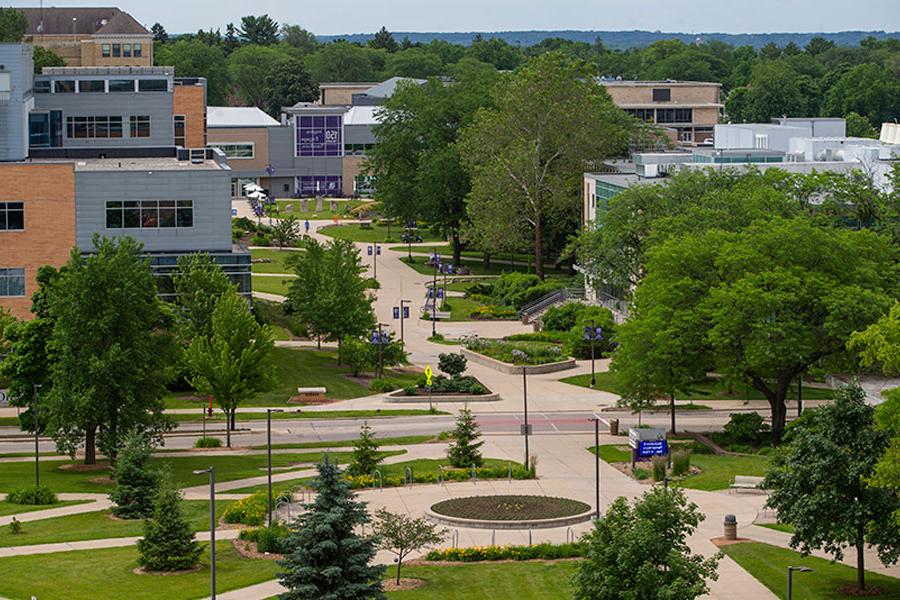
430, 495, 591, 521
383, 578, 426, 592
232, 538, 282, 561
59, 462, 110, 472
837, 586, 887, 596
710, 536, 752, 547
132, 565, 202, 576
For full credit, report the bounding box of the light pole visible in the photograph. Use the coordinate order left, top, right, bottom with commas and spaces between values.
266, 409, 284, 528
797, 373, 803, 417
371, 325, 389, 379
33, 384, 42, 487
591, 414, 602, 520
787, 566, 812, 600
431, 251, 438, 337
583, 323, 603, 388
193, 467, 216, 600
522, 367, 530, 468
368, 243, 381, 281
398, 300, 410, 346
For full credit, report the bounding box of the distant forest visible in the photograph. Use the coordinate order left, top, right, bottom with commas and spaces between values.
316, 30, 899, 50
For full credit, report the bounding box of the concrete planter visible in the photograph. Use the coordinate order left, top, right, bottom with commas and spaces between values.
424, 506, 595, 530
384, 389, 500, 403
461, 348, 576, 375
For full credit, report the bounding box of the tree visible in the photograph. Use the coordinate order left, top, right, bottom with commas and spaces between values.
0, 7, 27, 42
348, 422, 382, 476
764, 384, 900, 592
238, 14, 279, 46
447, 407, 483, 468
825, 63, 900, 127
742, 60, 806, 121
154, 39, 229, 105
384, 48, 443, 78
305, 42, 378, 83
109, 429, 159, 519
278, 457, 385, 599
438, 352, 467, 377
370, 26, 398, 52
44, 236, 175, 464
460, 52, 634, 278
262, 58, 319, 117
372, 509, 445, 584
172, 253, 234, 341
845, 111, 878, 138
32, 46, 65, 73
185, 287, 276, 446
573, 485, 720, 600
223, 23, 240, 55
150, 23, 168, 44
630, 217, 898, 441
137, 476, 202, 572
228, 44, 284, 108
270, 215, 300, 248
282, 24, 317, 54
849, 302, 900, 374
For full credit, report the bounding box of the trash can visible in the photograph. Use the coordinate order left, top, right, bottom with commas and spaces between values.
610, 419, 619, 436
724, 514, 737, 540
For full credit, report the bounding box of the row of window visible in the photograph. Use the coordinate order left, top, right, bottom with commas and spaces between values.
105, 200, 193, 229
66, 115, 150, 139
0, 202, 24, 231
0, 268, 25, 298
211, 142, 254, 159
345, 144, 375, 156
100, 43, 143, 58
34, 78, 167, 94
625, 108, 693, 124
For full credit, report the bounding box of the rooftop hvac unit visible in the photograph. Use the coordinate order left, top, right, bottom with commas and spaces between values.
786, 151, 805, 163
880, 123, 900, 145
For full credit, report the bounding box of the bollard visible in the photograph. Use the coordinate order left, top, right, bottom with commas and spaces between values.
471, 464, 477, 482
724, 514, 738, 541
528, 529, 532, 547
491, 530, 496, 546
508, 462, 512, 483
610, 419, 619, 436
452, 530, 459, 548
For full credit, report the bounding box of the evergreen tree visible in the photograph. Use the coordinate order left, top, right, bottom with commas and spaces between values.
447, 407, 483, 467
137, 477, 202, 571
109, 430, 159, 519
150, 22, 168, 44
278, 457, 385, 599
348, 422, 382, 477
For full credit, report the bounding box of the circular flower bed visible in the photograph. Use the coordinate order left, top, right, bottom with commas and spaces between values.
430, 495, 591, 521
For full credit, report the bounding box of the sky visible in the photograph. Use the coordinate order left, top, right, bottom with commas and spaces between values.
7, 0, 900, 35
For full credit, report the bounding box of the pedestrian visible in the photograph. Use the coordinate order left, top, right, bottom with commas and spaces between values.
304, 219, 310, 235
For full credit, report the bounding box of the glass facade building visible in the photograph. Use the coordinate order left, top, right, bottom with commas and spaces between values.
296, 115, 342, 157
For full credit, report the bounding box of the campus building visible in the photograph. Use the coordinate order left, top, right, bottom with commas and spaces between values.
0, 43, 248, 320
17, 7, 152, 67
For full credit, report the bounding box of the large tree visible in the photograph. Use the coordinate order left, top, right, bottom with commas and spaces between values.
0, 7, 26, 42
238, 14, 279, 46
154, 39, 229, 105
172, 253, 234, 341
44, 236, 175, 463
228, 44, 284, 108
459, 52, 634, 278
305, 42, 378, 83
825, 63, 900, 127
282, 24, 317, 54
262, 57, 319, 117
764, 384, 900, 592
630, 217, 897, 441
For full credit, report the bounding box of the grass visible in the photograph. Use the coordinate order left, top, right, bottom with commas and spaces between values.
248, 434, 438, 450
0, 500, 225, 547
250, 248, 301, 274
164, 348, 421, 407
385, 561, 576, 599
167, 409, 443, 424
251, 275, 295, 296
0, 499, 87, 517
319, 222, 443, 244
561, 372, 833, 401
723, 541, 900, 599
0, 541, 278, 600
443, 297, 487, 321
759, 522, 796, 534
399, 255, 548, 277
274, 199, 364, 220
389, 244, 538, 263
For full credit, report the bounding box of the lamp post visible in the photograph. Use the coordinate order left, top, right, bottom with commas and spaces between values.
787, 566, 812, 600
398, 300, 410, 346
193, 467, 216, 600
583, 323, 603, 388
371, 325, 389, 379
33, 384, 42, 487
368, 243, 382, 281
591, 414, 602, 520
797, 373, 803, 417
266, 409, 284, 528
522, 367, 530, 468
431, 251, 438, 337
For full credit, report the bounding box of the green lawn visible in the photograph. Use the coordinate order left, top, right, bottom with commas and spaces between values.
443, 297, 487, 321
760, 522, 795, 534
388, 244, 539, 264
399, 255, 550, 277
274, 199, 364, 220
386, 561, 576, 599
164, 348, 421, 408
0, 541, 278, 600
251, 248, 301, 274
252, 275, 295, 296
249, 434, 437, 451
0, 499, 87, 517
723, 542, 900, 599
561, 372, 833, 401
319, 223, 443, 244
0, 500, 225, 547
168, 409, 442, 424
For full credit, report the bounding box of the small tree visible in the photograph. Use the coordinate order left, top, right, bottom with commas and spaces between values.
447, 407, 483, 468
764, 384, 900, 592
342, 335, 373, 376
0, 7, 27, 42
574, 485, 720, 600
271, 216, 299, 249
278, 457, 385, 599
438, 353, 467, 378
137, 478, 202, 572
172, 253, 234, 341
348, 422, 382, 476
372, 509, 446, 584
109, 430, 159, 519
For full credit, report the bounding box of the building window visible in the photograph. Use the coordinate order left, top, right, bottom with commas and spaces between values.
296, 115, 342, 157
101, 44, 111, 57
0, 202, 24, 231
625, 108, 654, 122
54, 80, 76, 93
0, 268, 26, 297
123, 43, 132, 58
138, 79, 168, 92
210, 142, 254, 159
134, 43, 142, 58
652, 88, 671, 102
296, 176, 341, 197
106, 200, 192, 229
66, 116, 123, 139
33, 80, 50, 94
78, 80, 105, 93
354, 175, 374, 196
655, 108, 693, 124
130, 115, 151, 138
112, 44, 121, 57
680, 129, 693, 143
109, 79, 134, 93
173, 115, 186, 147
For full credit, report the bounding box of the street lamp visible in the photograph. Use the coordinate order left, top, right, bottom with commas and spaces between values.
590, 414, 603, 520
193, 467, 216, 600
431, 250, 439, 338
522, 366, 530, 468
583, 323, 603, 388
33, 384, 42, 487
371, 325, 390, 380
367, 243, 382, 281
266, 409, 284, 528
787, 566, 813, 600
394, 300, 411, 346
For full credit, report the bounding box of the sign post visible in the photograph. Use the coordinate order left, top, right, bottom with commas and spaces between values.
425, 365, 434, 411
628, 428, 668, 469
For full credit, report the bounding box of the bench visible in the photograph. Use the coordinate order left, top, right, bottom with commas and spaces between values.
290, 387, 327, 404
731, 475, 765, 492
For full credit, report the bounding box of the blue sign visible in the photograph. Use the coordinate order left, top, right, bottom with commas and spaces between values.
637, 440, 668, 458
393, 307, 400, 319
231, 208, 238, 216
376, 246, 381, 256
403, 306, 410, 319
367, 246, 373, 256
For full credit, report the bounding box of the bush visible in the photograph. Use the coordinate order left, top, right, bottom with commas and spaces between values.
239, 523, 291, 554
109, 430, 159, 519
251, 234, 271, 246
6, 486, 57, 506
426, 542, 585, 562
723, 412, 770, 445
194, 437, 222, 448
8, 517, 22, 535
490, 272, 540, 307
222, 491, 268, 526
402, 384, 417, 396
465, 282, 494, 296
469, 305, 518, 320
137, 482, 202, 572
672, 449, 691, 476
542, 303, 583, 332
464, 338, 565, 365
438, 352, 467, 377
505, 331, 568, 344
565, 306, 617, 360
341, 335, 373, 376
651, 456, 667, 482
369, 379, 396, 393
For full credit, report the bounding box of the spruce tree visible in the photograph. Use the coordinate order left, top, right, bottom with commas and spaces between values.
447, 407, 484, 468
278, 457, 385, 599
109, 430, 159, 519
348, 422, 382, 477
137, 477, 202, 572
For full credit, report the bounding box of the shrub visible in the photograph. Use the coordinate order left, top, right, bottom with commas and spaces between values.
138, 482, 202, 571
723, 412, 770, 445
651, 456, 667, 482
8, 517, 22, 535
109, 430, 159, 519
239, 523, 290, 554
566, 306, 617, 359
464, 338, 565, 365
634, 467, 650, 480
505, 331, 568, 344
469, 305, 518, 320
369, 379, 396, 393
251, 234, 271, 246
402, 384, 417, 396
426, 542, 585, 562
672, 449, 691, 476
490, 272, 540, 307
194, 436, 222, 448
348, 423, 383, 477
6, 486, 57, 506
222, 491, 268, 526
542, 302, 583, 332
447, 407, 483, 468
438, 352, 467, 377
341, 335, 373, 376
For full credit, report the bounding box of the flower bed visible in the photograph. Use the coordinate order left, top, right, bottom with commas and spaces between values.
430, 495, 591, 521
344, 464, 533, 490
403, 374, 489, 396
425, 542, 585, 562
463, 338, 566, 366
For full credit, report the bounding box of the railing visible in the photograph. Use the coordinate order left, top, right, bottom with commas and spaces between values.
519, 288, 585, 322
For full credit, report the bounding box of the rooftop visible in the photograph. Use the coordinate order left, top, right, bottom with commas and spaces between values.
18, 7, 150, 36
207, 106, 280, 128
344, 106, 380, 126
361, 77, 427, 99
598, 78, 721, 87
39, 66, 172, 77
31, 157, 225, 172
